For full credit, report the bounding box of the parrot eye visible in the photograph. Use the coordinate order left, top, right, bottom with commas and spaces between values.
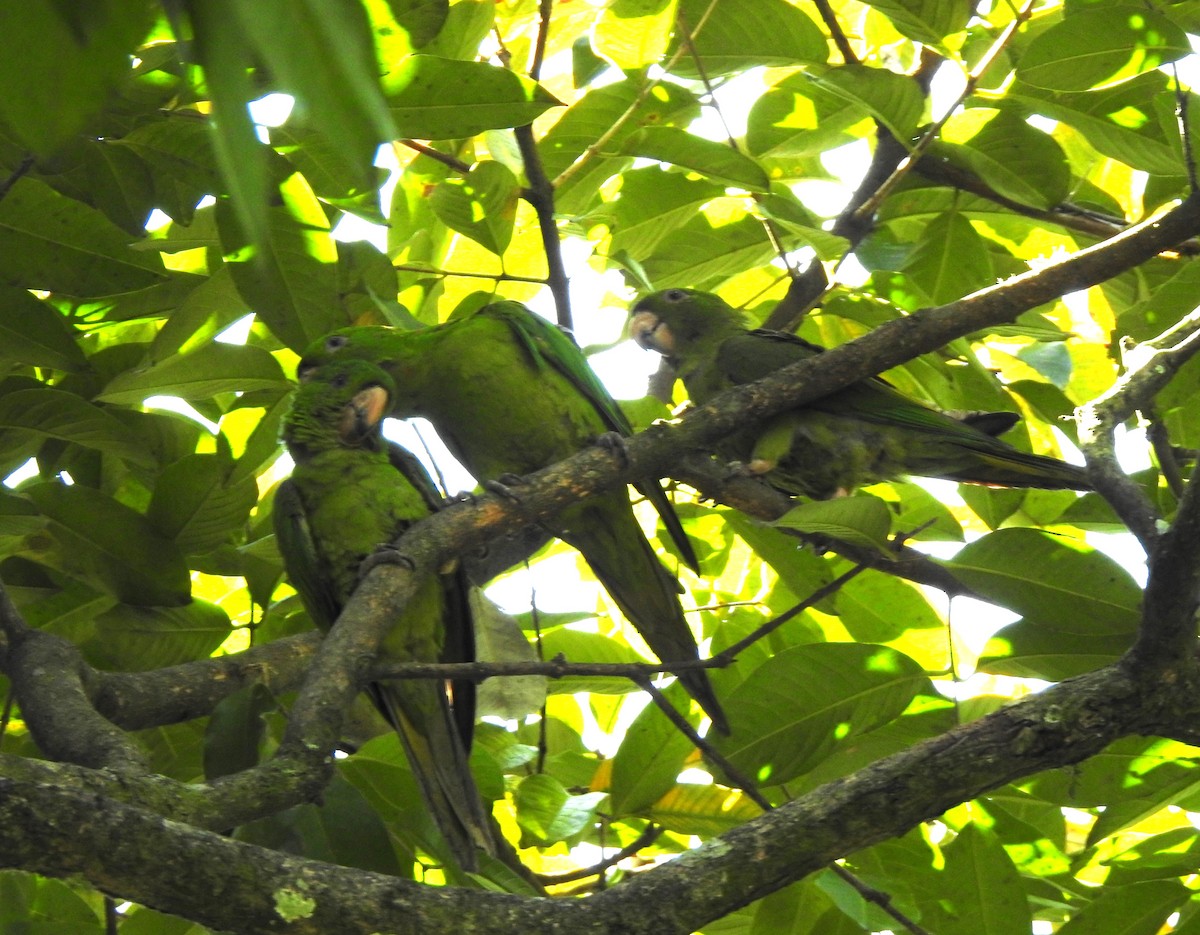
664, 289, 688, 302
325, 335, 349, 352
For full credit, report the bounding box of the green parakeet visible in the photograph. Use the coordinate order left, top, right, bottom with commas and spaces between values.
273, 357, 497, 871
631, 288, 1092, 499
299, 301, 728, 735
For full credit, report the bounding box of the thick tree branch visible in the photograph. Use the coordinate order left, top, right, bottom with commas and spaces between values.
5, 655, 1198, 934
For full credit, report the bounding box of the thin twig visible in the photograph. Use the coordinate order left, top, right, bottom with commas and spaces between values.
537, 823, 664, 885
0, 154, 34, 204
812, 0, 858, 64
508, 0, 572, 326
392, 263, 548, 284
635, 677, 772, 811
397, 139, 472, 175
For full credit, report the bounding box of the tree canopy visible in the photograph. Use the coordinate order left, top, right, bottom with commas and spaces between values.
4, 1, 1200, 933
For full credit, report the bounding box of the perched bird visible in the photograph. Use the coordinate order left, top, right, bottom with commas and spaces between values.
299, 300, 729, 735
630, 288, 1091, 499
273, 357, 496, 871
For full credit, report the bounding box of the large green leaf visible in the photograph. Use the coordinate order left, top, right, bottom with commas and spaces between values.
900, 211, 994, 305
593, 0, 678, 69
922, 822, 1032, 935
88, 599, 232, 670
232, 0, 395, 180
746, 73, 872, 160
146, 453, 259, 557
806, 65, 925, 145
670, 0, 828, 75
218, 173, 342, 352
943, 528, 1142, 635
1054, 880, 1190, 935
513, 773, 607, 847
859, 0, 973, 47
711, 643, 928, 786
621, 127, 770, 191
0, 388, 153, 467
0, 287, 85, 371
1017, 8, 1190, 92
0, 0, 152, 153
98, 343, 287, 404
429, 160, 519, 255
641, 212, 779, 288
386, 55, 560, 139
609, 683, 695, 816
0, 178, 166, 294
20, 482, 191, 606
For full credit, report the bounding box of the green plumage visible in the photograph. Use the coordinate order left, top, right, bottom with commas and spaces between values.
299, 301, 728, 735
631, 288, 1092, 499
274, 358, 495, 871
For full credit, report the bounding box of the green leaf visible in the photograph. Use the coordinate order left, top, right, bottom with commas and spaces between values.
539, 77, 700, 212
901, 211, 994, 305
429, 160, 519, 254
88, 599, 232, 670
923, 822, 1031, 935
218, 172, 342, 352
976, 619, 1133, 680
188, 0, 273, 244
0, 178, 166, 294
513, 773, 607, 846
671, 0, 828, 75
774, 495, 893, 553
1009, 72, 1183, 175
641, 212, 779, 288
98, 343, 287, 404
147, 454, 259, 557
113, 117, 225, 225
609, 684, 695, 816
747, 73, 870, 160
837, 572, 943, 643
21, 482, 191, 606
859, 0, 973, 47
0, 287, 85, 371
944, 528, 1141, 635
807, 66, 925, 145
539, 628, 646, 694
204, 683, 276, 780
1018, 8, 1190, 92
711, 643, 927, 786
604, 167, 724, 260
233, 0, 395, 179
1054, 880, 1190, 935
939, 110, 1070, 209
0, 0, 152, 154
386, 55, 560, 139
648, 783, 763, 837
0, 388, 154, 467
237, 775, 405, 877
621, 127, 770, 191
593, 0, 678, 69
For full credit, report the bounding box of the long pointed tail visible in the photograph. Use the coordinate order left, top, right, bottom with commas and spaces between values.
562, 497, 729, 735
368, 681, 497, 871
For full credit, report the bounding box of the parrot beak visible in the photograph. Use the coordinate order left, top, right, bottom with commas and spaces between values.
630, 310, 674, 354
338, 384, 389, 444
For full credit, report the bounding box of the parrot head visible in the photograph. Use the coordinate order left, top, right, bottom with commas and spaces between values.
287, 358, 395, 451
629, 288, 745, 360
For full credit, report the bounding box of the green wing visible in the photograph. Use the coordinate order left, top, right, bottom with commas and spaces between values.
273, 479, 339, 633
485, 301, 700, 573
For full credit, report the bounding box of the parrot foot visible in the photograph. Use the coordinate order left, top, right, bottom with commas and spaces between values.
448, 490, 479, 506
485, 475, 526, 501
358, 544, 416, 579
595, 431, 629, 466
